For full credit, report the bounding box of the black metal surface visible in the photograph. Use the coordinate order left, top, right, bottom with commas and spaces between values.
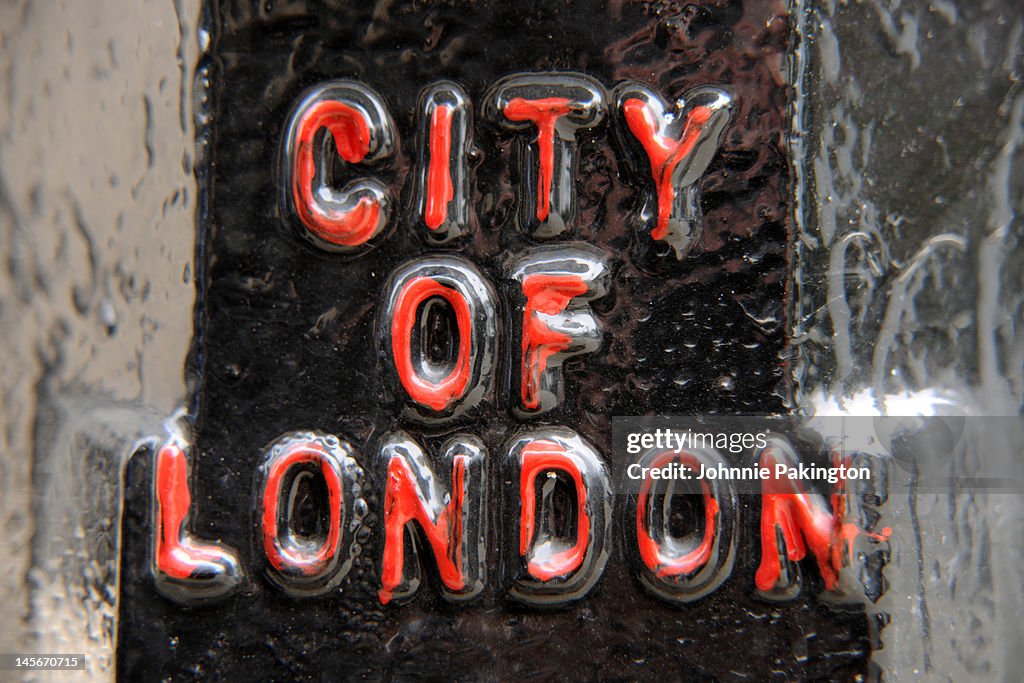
116, 1, 872, 680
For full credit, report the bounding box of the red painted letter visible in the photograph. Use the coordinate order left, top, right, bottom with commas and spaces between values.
415, 82, 473, 243
379, 257, 498, 421
257, 432, 359, 595
633, 447, 737, 603
507, 428, 611, 605
281, 81, 397, 251
485, 73, 606, 238
756, 437, 890, 600
615, 83, 732, 257
152, 437, 241, 604
378, 433, 486, 605
510, 245, 608, 415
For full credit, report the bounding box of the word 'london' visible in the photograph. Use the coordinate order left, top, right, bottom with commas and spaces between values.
151, 73, 888, 608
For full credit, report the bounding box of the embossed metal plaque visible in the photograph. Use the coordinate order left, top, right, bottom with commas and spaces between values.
114, 1, 882, 679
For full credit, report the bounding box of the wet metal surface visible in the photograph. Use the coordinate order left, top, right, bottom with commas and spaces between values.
114, 1, 849, 680
0, 0, 1021, 680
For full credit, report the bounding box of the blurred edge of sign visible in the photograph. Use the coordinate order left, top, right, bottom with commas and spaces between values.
0, 0, 203, 679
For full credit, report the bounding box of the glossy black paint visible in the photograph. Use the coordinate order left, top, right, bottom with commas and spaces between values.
116, 1, 873, 680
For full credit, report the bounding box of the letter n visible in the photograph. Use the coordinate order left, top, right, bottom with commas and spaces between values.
755, 436, 889, 601
378, 432, 486, 604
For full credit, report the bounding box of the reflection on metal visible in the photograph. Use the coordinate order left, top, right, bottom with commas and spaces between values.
0, 0, 204, 677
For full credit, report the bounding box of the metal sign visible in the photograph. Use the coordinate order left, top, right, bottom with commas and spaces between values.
116, 1, 885, 679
